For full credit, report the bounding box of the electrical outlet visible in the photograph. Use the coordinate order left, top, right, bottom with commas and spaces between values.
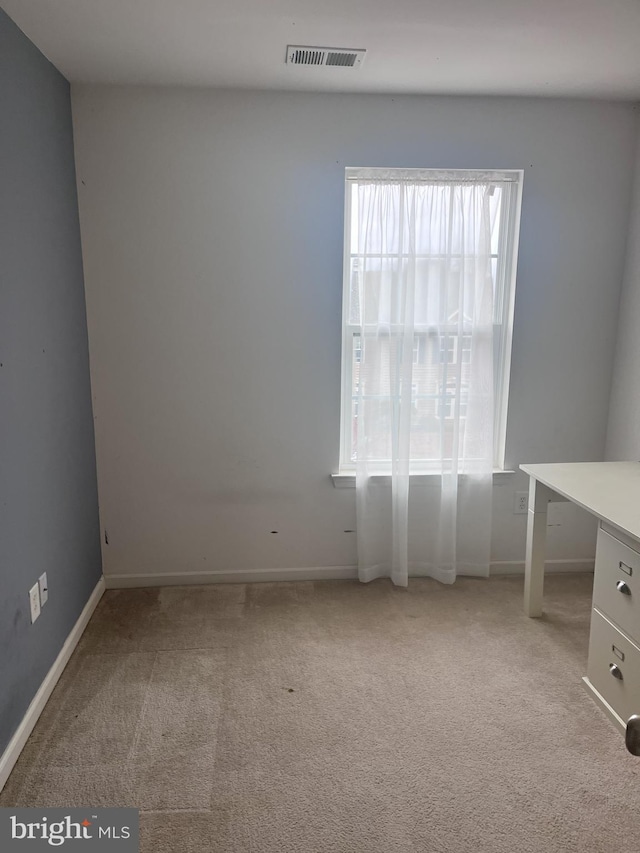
29, 583, 41, 624
514, 491, 528, 514
39, 572, 48, 606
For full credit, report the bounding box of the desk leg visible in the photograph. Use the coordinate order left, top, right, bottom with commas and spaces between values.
524, 478, 554, 617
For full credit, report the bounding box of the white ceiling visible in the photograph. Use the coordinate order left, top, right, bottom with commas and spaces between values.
4, 0, 640, 98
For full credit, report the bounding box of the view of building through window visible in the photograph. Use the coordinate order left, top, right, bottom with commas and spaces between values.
349, 327, 475, 463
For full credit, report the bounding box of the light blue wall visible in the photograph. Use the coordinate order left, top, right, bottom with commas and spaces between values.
0, 8, 102, 755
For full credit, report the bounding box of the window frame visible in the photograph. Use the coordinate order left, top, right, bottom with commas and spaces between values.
339, 167, 524, 473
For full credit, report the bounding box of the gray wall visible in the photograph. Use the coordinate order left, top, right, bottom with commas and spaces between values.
607, 130, 640, 461
0, 10, 102, 755
71, 86, 638, 580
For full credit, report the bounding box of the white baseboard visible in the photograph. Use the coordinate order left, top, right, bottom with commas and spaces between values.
0, 577, 105, 793
105, 559, 594, 588
104, 566, 359, 588
490, 559, 594, 575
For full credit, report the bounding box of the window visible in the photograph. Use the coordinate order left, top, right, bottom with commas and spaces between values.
436, 380, 468, 420
439, 336, 456, 365
339, 168, 522, 471
439, 335, 472, 365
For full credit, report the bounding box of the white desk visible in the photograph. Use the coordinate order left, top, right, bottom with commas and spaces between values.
520, 461, 640, 733
520, 462, 640, 618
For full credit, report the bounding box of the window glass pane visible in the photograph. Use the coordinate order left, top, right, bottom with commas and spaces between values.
352, 330, 476, 463
350, 334, 360, 461
352, 183, 503, 259
490, 187, 503, 256
342, 171, 520, 468
408, 339, 470, 461
348, 257, 361, 325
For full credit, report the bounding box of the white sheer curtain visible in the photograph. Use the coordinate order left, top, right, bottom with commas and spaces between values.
352, 171, 501, 587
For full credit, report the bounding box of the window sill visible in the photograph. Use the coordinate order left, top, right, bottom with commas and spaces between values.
331, 469, 516, 488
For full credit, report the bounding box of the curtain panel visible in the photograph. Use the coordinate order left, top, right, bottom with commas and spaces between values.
350, 174, 501, 586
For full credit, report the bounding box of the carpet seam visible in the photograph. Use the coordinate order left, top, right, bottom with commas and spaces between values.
126, 651, 159, 766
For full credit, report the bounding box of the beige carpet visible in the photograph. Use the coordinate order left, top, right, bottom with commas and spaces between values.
2, 575, 640, 852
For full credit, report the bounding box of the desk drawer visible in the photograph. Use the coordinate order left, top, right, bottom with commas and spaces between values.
588, 608, 640, 723
593, 528, 640, 644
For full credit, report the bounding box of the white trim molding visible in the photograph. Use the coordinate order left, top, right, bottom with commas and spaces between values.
105, 566, 359, 588
0, 577, 105, 793
105, 559, 594, 589
490, 559, 594, 575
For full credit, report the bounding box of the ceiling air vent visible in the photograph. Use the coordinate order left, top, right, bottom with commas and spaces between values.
286, 46, 366, 69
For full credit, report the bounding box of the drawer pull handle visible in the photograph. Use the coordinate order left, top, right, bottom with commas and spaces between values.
616, 580, 632, 596
610, 663, 624, 681
626, 715, 640, 756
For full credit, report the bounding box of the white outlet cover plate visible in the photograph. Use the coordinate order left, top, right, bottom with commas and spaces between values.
29, 583, 41, 623
39, 572, 48, 606
514, 492, 528, 514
